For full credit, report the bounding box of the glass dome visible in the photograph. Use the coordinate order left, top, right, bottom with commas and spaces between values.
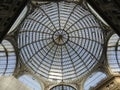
0, 40, 16, 76
18, 1, 104, 82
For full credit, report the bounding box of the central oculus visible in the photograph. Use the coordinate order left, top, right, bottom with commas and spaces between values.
53, 30, 69, 45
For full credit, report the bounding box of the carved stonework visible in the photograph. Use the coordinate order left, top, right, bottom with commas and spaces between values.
92, 76, 120, 90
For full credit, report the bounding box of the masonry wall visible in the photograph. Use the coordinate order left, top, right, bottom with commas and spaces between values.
0, 76, 32, 90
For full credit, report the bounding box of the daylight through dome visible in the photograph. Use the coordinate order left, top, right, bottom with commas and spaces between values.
18, 1, 104, 82
0, 40, 16, 76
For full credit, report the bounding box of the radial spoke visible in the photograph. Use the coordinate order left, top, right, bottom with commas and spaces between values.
19, 37, 53, 49
63, 4, 78, 30
57, 2, 61, 29
68, 26, 100, 34
48, 45, 59, 76
24, 40, 54, 63
33, 42, 55, 67
69, 36, 102, 45
19, 30, 53, 35
66, 14, 91, 31
39, 6, 57, 31
26, 18, 54, 33
61, 45, 63, 80
66, 41, 90, 72
68, 40, 98, 62
64, 43, 78, 77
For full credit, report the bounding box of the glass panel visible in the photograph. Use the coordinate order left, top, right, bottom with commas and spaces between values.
50, 85, 76, 90
19, 75, 41, 90
18, 1, 104, 82
107, 34, 120, 73
0, 40, 16, 76
84, 72, 107, 90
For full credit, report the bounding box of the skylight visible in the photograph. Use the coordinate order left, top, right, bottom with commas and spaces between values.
19, 75, 42, 90
18, 1, 104, 82
0, 40, 16, 76
50, 85, 76, 90
107, 34, 120, 73
84, 72, 107, 90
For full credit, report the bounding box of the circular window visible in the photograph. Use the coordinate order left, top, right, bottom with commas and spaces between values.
0, 40, 16, 76
18, 2, 104, 82
50, 85, 76, 90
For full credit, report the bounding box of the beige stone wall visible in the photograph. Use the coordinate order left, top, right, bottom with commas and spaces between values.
92, 76, 120, 90
0, 76, 32, 90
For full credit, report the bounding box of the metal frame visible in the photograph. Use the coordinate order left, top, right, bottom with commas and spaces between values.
18, 1, 104, 82
50, 85, 76, 90
0, 40, 16, 76
107, 34, 120, 73
84, 71, 107, 90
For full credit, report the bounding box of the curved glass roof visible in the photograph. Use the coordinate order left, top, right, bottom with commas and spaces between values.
18, 1, 104, 82
0, 40, 16, 76
50, 85, 76, 90
84, 72, 107, 90
19, 75, 41, 90
107, 34, 120, 73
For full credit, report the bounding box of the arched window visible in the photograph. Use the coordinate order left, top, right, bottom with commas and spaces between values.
84, 72, 107, 90
107, 34, 120, 73
18, 75, 42, 90
0, 40, 16, 76
50, 85, 76, 90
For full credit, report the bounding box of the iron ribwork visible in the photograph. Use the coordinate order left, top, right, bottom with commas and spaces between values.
18, 1, 104, 82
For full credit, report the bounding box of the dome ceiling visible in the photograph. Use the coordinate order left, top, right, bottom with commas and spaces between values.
18, 1, 104, 82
